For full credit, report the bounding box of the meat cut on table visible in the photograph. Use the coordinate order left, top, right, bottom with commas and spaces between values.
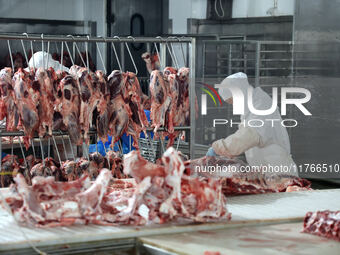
185, 156, 311, 196
1, 148, 230, 227
303, 210, 340, 241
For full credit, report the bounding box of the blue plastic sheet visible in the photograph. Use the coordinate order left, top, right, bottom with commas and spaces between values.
89, 110, 153, 156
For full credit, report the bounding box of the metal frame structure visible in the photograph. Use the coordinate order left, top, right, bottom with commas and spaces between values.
202, 39, 295, 87
0, 34, 196, 159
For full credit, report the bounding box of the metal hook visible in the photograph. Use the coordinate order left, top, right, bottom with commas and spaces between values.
86, 35, 90, 71
20, 34, 29, 69
39, 138, 45, 167
18, 136, 27, 169
31, 139, 36, 159
176, 36, 186, 67
126, 36, 138, 75
7, 40, 14, 71
67, 35, 86, 67
153, 42, 161, 67
55, 41, 59, 55
156, 36, 165, 69
23, 33, 35, 71
46, 41, 50, 69
64, 40, 75, 66
59, 131, 68, 160
112, 36, 123, 72
41, 34, 45, 69
60, 41, 64, 71
97, 36, 107, 74
166, 37, 179, 69
52, 136, 62, 165
67, 136, 75, 161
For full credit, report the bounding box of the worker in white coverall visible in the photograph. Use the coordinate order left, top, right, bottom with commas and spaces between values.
206, 72, 297, 176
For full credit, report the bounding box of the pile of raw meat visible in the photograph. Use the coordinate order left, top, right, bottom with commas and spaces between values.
0, 151, 124, 188
303, 210, 340, 241
185, 156, 312, 195
1, 148, 230, 227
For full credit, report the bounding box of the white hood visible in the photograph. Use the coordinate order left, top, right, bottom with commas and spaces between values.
26, 51, 70, 72
218, 72, 291, 155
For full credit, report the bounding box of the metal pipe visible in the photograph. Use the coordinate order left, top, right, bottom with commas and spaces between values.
0, 34, 193, 43
0, 129, 97, 137
189, 38, 196, 159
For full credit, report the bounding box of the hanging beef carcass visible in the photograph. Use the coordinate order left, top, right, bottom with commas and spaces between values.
53, 70, 68, 130
34, 67, 58, 137
0, 68, 20, 131
91, 70, 109, 144
13, 68, 40, 149
149, 70, 172, 137
177, 67, 199, 125
163, 67, 187, 147
123, 72, 149, 148
107, 70, 132, 148
142, 52, 160, 74
69, 66, 102, 144
55, 75, 82, 145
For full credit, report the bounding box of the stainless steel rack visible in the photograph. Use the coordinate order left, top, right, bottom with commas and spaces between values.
0, 34, 196, 159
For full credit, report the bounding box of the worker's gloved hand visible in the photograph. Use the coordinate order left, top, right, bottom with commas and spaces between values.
206, 147, 218, 157
212, 139, 234, 158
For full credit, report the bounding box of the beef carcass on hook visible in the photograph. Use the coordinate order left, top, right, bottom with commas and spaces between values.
70, 66, 102, 144
122, 72, 149, 149
149, 70, 172, 138
13, 68, 40, 149
92, 70, 110, 144
55, 75, 82, 145
0, 68, 20, 131
107, 70, 131, 148
35, 67, 58, 137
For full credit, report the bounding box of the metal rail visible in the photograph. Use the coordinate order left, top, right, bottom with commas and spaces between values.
0, 129, 97, 137
0, 34, 192, 43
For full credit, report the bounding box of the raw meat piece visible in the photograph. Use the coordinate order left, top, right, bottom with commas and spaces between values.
13, 68, 40, 148
107, 70, 132, 146
1, 155, 20, 187
1, 150, 229, 227
35, 67, 57, 137
30, 157, 61, 180
286, 186, 312, 192
123, 147, 230, 223
149, 70, 172, 136
93, 70, 109, 143
0, 68, 20, 131
303, 210, 340, 241
61, 160, 79, 181
163, 67, 187, 147
185, 156, 311, 196
106, 150, 125, 178
123, 72, 149, 149
55, 74, 82, 145
88, 152, 106, 180
142, 52, 160, 74
70, 66, 101, 144
77, 169, 111, 216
